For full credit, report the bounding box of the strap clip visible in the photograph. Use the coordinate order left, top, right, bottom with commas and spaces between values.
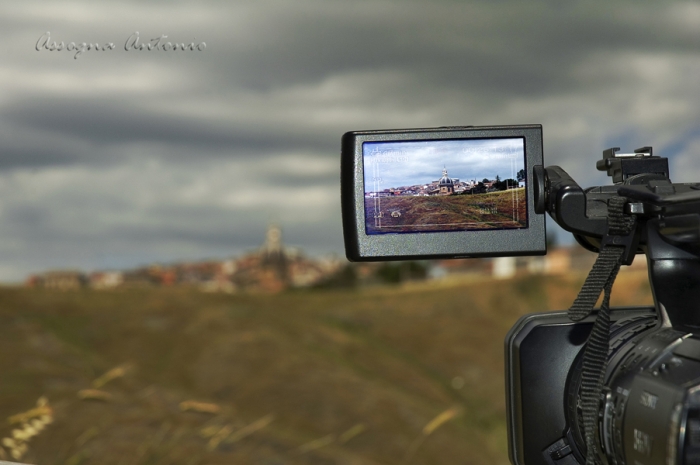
600, 230, 639, 266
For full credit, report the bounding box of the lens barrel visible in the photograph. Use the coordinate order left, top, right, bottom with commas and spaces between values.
567, 317, 700, 465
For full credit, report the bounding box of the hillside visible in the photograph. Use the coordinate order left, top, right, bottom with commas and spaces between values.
0, 270, 653, 465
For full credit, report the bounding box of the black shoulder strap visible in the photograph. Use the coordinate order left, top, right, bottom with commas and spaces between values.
567, 196, 636, 465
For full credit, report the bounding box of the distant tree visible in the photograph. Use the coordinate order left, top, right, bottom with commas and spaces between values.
517, 169, 526, 182
482, 178, 490, 183
375, 261, 428, 284
492, 178, 518, 190
313, 264, 357, 289
496, 174, 501, 182
475, 182, 486, 193
462, 183, 486, 194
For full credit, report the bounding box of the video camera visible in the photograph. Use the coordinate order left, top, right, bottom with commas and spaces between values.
340, 124, 700, 465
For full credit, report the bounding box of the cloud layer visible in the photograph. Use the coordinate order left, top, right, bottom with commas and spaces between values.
2, 0, 700, 280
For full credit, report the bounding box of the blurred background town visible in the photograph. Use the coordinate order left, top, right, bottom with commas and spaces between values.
23, 224, 649, 294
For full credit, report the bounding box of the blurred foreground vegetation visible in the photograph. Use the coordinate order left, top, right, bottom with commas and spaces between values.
0, 270, 653, 465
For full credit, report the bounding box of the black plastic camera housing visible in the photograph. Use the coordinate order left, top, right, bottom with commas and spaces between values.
505, 308, 657, 465
507, 306, 700, 465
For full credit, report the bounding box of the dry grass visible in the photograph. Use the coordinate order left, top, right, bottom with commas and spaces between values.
365, 189, 527, 233
1, 397, 54, 461
0, 270, 653, 464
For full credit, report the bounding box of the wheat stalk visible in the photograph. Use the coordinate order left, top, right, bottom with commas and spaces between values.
297, 434, 335, 454
179, 400, 222, 414
226, 414, 274, 444
1, 397, 54, 461
92, 364, 130, 388
77, 389, 114, 402
402, 406, 461, 464
338, 423, 366, 444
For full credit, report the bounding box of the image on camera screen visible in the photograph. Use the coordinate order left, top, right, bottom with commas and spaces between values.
363, 138, 527, 235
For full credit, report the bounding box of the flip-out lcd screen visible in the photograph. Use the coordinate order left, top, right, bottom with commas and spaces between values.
340, 125, 545, 261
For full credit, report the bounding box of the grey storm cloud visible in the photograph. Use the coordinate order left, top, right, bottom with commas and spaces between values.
1, 97, 334, 161
1, 0, 700, 280
197, 2, 697, 95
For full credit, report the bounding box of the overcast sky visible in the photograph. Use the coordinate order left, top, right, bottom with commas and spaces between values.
2, 1, 700, 281
363, 139, 524, 190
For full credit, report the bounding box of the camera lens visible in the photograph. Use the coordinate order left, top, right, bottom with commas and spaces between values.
564, 314, 656, 463
565, 317, 700, 465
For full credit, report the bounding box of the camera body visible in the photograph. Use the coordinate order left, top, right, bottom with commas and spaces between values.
340, 124, 700, 465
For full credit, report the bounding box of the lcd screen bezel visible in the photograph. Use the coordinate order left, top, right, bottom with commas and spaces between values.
341, 125, 546, 261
